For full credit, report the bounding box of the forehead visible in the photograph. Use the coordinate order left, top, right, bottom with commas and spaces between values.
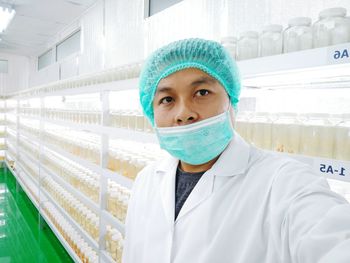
157, 68, 217, 90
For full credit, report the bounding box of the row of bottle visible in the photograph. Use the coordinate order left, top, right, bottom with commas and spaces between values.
14, 151, 99, 262
18, 156, 39, 182
4, 113, 16, 126
42, 151, 100, 203
110, 110, 153, 133
108, 150, 155, 180
43, 130, 101, 164
16, 162, 40, 204
0, 143, 5, 150
235, 112, 350, 160
19, 122, 40, 137
44, 108, 101, 125
5, 127, 16, 140
20, 63, 142, 97
43, 203, 98, 263
42, 177, 100, 242
105, 225, 124, 263
108, 139, 165, 180
221, 7, 350, 60
19, 107, 41, 117
107, 180, 131, 223
18, 137, 40, 159
20, 107, 155, 134
6, 144, 17, 160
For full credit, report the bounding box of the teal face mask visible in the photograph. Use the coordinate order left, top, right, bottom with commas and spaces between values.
155, 110, 234, 165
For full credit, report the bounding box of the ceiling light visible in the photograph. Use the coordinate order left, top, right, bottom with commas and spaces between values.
0, 5, 16, 33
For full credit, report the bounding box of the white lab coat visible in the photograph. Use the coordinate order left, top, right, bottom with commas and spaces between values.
123, 132, 350, 263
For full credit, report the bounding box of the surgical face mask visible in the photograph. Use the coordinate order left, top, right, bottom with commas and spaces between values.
155, 110, 234, 165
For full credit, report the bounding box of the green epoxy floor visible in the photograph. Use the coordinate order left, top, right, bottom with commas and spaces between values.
0, 167, 74, 263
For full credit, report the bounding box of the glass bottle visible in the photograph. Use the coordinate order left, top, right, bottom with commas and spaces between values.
283, 17, 312, 53
260, 24, 283, 57
237, 31, 259, 60
271, 113, 301, 154
313, 7, 350, 47
220, 36, 237, 59
333, 113, 350, 161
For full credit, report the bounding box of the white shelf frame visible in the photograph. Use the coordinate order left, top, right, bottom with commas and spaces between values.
4, 160, 83, 263
3, 44, 350, 263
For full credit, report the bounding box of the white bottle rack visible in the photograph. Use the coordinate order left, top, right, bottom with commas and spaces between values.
1, 43, 350, 262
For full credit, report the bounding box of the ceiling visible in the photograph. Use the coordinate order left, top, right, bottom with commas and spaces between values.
0, 0, 98, 57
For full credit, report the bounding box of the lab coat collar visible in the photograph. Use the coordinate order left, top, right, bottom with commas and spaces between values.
155, 131, 251, 224
155, 131, 251, 177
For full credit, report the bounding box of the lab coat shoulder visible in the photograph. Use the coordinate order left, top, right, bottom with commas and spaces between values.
260, 152, 350, 263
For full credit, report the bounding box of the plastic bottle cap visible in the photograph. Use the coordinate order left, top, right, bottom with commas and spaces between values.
239, 31, 259, 39
262, 24, 283, 33
319, 7, 347, 19
288, 17, 312, 27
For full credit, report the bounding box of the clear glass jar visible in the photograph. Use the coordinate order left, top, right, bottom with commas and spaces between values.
299, 113, 334, 158
250, 112, 272, 150
283, 17, 312, 53
136, 110, 144, 132
260, 24, 283, 57
220, 36, 237, 59
271, 113, 301, 154
333, 113, 350, 161
313, 7, 350, 48
120, 110, 128, 129
128, 110, 137, 130
237, 31, 259, 60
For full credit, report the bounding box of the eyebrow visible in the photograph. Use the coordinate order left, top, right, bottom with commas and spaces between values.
156, 76, 216, 93
190, 76, 216, 86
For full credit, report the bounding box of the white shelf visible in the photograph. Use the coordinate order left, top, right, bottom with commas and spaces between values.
102, 126, 157, 144
272, 151, 350, 183
19, 78, 139, 99
238, 43, 350, 78
18, 114, 40, 120
18, 147, 39, 165
44, 117, 157, 144
40, 209, 82, 263
41, 164, 100, 214
101, 210, 125, 236
7, 161, 83, 262
16, 161, 39, 188
100, 250, 116, 263
6, 160, 40, 211
44, 142, 133, 189
18, 129, 40, 144
40, 187, 99, 251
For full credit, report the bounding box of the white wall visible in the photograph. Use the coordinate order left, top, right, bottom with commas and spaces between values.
0, 52, 29, 95
6, 0, 350, 95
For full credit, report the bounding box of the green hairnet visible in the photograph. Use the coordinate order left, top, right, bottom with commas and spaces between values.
139, 38, 241, 126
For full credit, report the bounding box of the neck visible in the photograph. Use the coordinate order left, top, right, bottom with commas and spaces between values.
179, 156, 219, 173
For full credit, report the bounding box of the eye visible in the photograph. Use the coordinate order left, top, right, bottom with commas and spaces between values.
159, 96, 173, 105
195, 89, 210, 97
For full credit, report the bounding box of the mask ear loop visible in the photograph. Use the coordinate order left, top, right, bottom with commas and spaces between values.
226, 95, 235, 132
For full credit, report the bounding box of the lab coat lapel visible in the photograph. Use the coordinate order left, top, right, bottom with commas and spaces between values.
157, 155, 178, 225
175, 132, 250, 222
175, 170, 214, 222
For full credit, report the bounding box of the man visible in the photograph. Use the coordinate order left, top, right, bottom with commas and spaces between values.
123, 38, 350, 263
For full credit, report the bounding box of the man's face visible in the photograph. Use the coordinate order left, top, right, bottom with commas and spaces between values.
153, 68, 233, 127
